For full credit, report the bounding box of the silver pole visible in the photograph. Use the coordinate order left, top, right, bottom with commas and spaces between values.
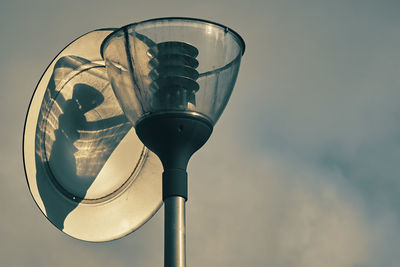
164, 196, 186, 267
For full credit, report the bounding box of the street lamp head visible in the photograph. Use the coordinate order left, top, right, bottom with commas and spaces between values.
24, 17, 245, 258
101, 17, 245, 127
101, 18, 245, 175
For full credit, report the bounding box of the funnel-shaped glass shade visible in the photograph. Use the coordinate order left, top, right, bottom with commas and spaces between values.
101, 18, 245, 126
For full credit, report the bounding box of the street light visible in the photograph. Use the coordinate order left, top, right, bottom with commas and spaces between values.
24, 17, 244, 267
101, 18, 245, 267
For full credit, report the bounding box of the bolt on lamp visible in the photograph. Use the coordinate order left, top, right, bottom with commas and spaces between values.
101, 18, 245, 267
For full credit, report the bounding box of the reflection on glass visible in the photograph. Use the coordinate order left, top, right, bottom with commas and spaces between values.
35, 55, 136, 229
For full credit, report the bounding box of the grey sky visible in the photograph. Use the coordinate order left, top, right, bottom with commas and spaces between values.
1, 0, 400, 266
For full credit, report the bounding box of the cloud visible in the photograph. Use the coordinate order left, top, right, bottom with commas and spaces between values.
188, 139, 373, 267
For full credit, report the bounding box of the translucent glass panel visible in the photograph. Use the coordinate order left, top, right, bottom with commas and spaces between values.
101, 18, 245, 126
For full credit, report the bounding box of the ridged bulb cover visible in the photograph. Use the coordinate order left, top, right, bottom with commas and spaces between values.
101, 17, 245, 126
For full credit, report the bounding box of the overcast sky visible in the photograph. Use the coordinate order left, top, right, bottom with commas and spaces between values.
1, 0, 400, 266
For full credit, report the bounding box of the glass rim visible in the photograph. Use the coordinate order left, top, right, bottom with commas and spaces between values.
100, 17, 246, 58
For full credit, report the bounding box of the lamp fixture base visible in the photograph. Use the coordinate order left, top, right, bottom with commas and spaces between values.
135, 112, 213, 200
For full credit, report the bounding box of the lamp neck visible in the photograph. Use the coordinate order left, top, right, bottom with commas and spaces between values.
135, 113, 213, 200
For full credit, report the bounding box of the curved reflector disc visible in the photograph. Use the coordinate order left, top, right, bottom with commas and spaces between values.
23, 29, 162, 242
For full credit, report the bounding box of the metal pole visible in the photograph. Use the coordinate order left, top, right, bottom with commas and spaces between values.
164, 196, 186, 267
